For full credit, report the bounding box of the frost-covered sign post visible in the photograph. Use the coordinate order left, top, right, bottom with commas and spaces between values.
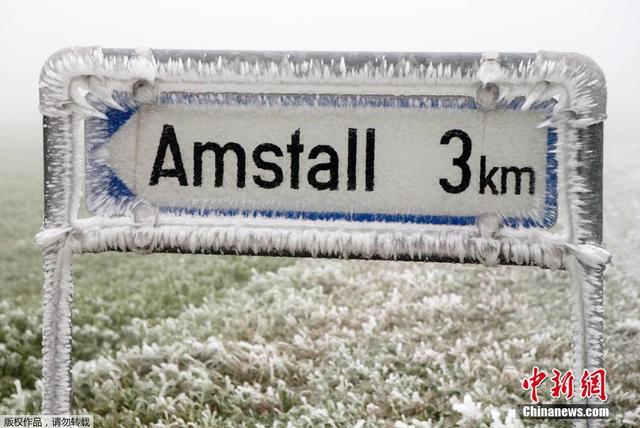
38, 48, 609, 422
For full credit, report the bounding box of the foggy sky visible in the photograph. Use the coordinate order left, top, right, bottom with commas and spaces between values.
1, 0, 638, 157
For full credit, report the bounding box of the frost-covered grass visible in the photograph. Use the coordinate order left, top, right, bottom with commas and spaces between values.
1, 150, 640, 427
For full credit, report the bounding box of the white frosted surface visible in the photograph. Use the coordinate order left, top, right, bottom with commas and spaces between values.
36, 48, 610, 418
107, 101, 549, 220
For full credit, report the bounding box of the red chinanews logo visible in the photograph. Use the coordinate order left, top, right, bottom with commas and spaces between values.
521, 367, 607, 402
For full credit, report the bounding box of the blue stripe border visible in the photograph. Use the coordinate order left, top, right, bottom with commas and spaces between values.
85, 92, 558, 228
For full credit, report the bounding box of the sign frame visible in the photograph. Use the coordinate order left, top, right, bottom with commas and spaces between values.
38, 48, 609, 423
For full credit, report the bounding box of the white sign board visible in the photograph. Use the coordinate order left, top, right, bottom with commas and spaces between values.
36, 48, 610, 267
88, 93, 556, 228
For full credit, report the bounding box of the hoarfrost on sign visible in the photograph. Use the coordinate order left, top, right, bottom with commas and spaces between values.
36, 48, 608, 420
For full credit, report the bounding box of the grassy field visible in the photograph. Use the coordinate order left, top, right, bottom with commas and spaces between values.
1, 149, 639, 427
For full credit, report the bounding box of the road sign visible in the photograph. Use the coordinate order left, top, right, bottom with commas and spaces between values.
38, 49, 609, 422
87, 93, 556, 228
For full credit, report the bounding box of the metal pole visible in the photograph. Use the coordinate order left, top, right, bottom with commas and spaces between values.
39, 115, 75, 414
568, 123, 609, 428
41, 242, 74, 414
568, 247, 608, 428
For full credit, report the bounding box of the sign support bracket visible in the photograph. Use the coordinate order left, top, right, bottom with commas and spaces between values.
36, 49, 610, 425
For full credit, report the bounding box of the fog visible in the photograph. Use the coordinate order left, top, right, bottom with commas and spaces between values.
1, 0, 638, 245
1, 0, 638, 154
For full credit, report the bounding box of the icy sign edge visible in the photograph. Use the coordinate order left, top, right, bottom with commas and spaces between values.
38, 48, 608, 269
